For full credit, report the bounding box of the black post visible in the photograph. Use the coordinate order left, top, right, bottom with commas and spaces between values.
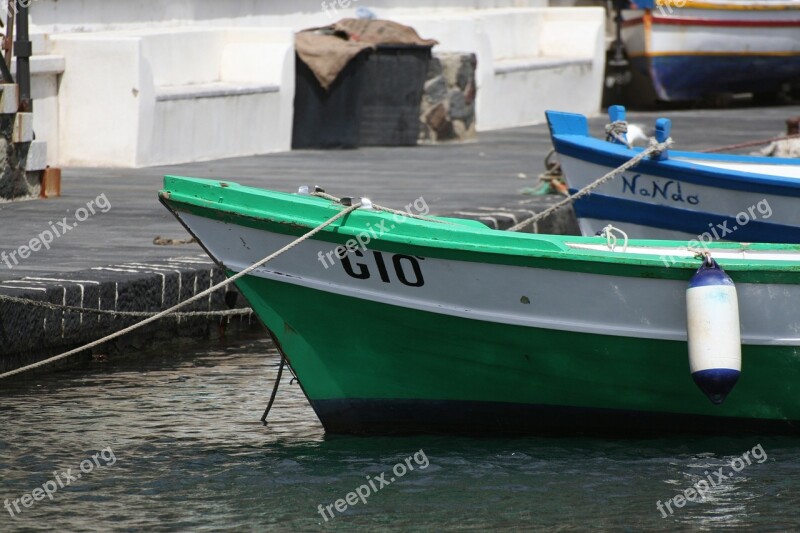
14, 0, 31, 111
602, 0, 632, 101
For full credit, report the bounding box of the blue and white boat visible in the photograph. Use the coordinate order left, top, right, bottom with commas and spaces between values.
546, 106, 800, 242
620, 0, 800, 101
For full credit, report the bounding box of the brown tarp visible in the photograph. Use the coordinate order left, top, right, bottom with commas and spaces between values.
295, 19, 438, 90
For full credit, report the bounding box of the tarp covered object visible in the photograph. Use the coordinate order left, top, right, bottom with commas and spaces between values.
295, 19, 437, 90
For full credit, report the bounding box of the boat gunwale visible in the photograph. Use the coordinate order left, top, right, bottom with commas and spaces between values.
546, 112, 800, 197
160, 176, 800, 284
636, 0, 800, 11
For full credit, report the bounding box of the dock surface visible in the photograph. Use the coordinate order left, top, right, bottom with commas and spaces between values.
1, 104, 797, 371
2, 104, 797, 280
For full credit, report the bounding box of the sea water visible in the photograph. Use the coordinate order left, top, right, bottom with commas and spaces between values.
1, 334, 799, 531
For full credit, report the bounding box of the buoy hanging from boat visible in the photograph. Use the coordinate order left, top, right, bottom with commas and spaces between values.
686, 256, 741, 405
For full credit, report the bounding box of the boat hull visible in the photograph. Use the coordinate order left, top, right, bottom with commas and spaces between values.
239, 273, 800, 436
159, 179, 800, 435
622, 6, 800, 100
547, 110, 800, 242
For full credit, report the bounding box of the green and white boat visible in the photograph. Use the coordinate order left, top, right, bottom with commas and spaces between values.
160, 176, 800, 436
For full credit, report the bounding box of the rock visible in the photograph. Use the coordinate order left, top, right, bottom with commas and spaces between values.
426, 55, 443, 80
464, 80, 476, 105
418, 52, 477, 144
418, 120, 431, 142
465, 119, 476, 137
423, 75, 447, 106
0, 114, 31, 200
440, 53, 462, 89
424, 102, 455, 141
440, 53, 476, 91
448, 89, 472, 121
424, 102, 447, 129
455, 54, 476, 91
452, 120, 467, 139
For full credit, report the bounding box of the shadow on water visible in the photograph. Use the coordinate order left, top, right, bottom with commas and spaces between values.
1, 333, 799, 531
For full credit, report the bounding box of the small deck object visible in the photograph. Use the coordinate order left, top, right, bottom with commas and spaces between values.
686, 256, 741, 405
652, 118, 671, 161
606, 105, 629, 146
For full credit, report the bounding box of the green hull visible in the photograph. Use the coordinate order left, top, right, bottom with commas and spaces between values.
160, 176, 800, 435
236, 275, 800, 435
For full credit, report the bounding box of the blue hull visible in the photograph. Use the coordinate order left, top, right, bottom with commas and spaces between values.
569, 193, 800, 244
632, 55, 800, 101
546, 109, 800, 243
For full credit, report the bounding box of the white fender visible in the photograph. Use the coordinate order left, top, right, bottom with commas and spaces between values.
686, 258, 741, 404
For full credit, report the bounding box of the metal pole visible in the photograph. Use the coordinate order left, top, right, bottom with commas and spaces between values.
601, 0, 632, 104
14, 0, 30, 111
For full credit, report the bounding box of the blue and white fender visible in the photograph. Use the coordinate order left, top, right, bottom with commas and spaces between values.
686, 257, 741, 405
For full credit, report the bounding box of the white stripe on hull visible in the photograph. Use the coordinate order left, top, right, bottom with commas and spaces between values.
567, 239, 800, 262
678, 159, 800, 180
579, 218, 714, 241
181, 212, 800, 347
622, 10, 800, 56
650, 26, 800, 55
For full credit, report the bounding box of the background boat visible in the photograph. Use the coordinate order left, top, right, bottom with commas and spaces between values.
620, 0, 800, 101
547, 108, 800, 241
161, 176, 800, 436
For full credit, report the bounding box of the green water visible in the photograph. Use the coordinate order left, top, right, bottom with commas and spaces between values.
1, 335, 799, 531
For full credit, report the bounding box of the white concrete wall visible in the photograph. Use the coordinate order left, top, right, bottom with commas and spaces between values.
50, 27, 294, 167
24, 1, 603, 167
7, 34, 64, 166
15, 56, 63, 166
28, 1, 548, 33
396, 7, 605, 131
50, 35, 147, 167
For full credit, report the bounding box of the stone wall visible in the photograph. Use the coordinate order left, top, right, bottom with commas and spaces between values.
419, 52, 477, 143
0, 255, 256, 374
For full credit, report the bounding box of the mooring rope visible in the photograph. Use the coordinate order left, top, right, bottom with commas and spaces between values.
0, 202, 361, 380
508, 137, 673, 232
598, 224, 629, 253
0, 144, 676, 379
310, 189, 452, 225
260, 355, 285, 426
700, 133, 800, 154
604, 120, 632, 148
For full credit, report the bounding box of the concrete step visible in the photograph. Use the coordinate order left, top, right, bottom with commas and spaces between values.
13, 112, 34, 143
0, 83, 18, 114
26, 140, 48, 171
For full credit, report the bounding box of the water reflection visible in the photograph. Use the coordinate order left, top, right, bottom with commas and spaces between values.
1, 333, 798, 531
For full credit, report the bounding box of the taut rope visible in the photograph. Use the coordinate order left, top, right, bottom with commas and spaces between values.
0, 202, 361, 380
509, 137, 673, 232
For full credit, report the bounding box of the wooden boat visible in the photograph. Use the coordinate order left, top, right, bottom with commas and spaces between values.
160, 176, 800, 435
620, 0, 800, 101
547, 106, 800, 242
